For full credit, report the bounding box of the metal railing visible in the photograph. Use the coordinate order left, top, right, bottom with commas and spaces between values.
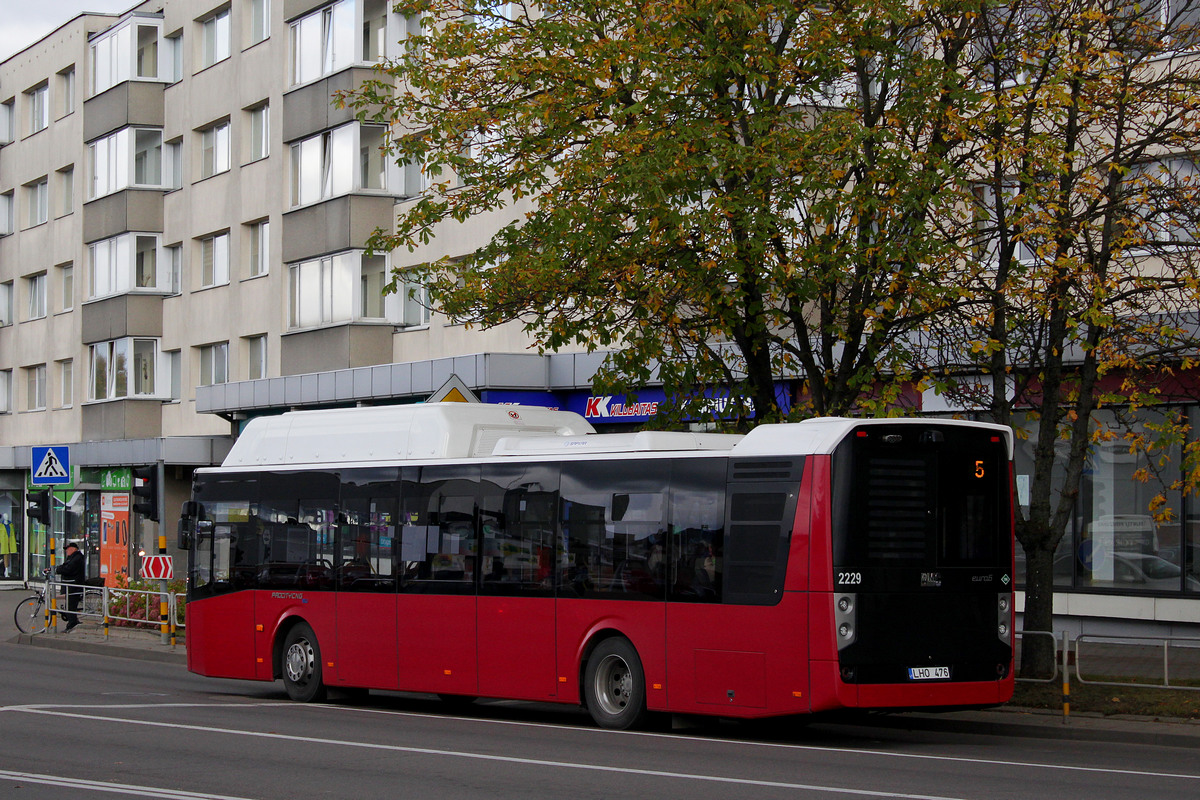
45, 576, 183, 642
1014, 630, 1061, 683
1074, 634, 1200, 692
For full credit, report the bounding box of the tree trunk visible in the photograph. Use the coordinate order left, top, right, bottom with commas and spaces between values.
1018, 526, 1059, 679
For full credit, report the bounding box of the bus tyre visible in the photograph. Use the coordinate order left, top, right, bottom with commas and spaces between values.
584, 638, 648, 730
282, 623, 327, 703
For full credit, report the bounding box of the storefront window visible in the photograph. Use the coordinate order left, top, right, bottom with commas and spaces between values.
0, 491, 23, 580
1014, 407, 1195, 595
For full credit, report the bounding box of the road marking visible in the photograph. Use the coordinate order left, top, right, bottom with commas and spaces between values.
8, 707, 966, 799
0, 768, 256, 800
10, 702, 1200, 785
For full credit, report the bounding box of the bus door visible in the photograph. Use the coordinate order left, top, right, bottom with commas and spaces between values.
665, 458, 808, 715
476, 464, 560, 701
396, 466, 479, 696
334, 472, 400, 690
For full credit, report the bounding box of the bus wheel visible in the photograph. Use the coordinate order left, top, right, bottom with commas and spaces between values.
584, 638, 647, 730
282, 623, 327, 703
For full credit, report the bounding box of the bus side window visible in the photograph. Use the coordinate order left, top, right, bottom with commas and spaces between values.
399, 466, 478, 593
669, 460, 726, 603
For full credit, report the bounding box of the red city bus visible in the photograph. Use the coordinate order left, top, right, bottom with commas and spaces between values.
180, 403, 1014, 729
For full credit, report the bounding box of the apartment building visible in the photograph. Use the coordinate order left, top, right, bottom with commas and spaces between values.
0, 0, 568, 587
0, 1, 1196, 641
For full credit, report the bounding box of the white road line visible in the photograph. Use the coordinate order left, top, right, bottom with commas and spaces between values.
8, 707, 965, 800
0, 768, 256, 800
10, 701, 1200, 784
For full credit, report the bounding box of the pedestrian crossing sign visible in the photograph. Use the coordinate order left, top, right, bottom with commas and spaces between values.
31, 446, 71, 486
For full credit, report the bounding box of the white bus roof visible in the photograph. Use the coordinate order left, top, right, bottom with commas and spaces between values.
220, 405, 1013, 469
222, 403, 595, 467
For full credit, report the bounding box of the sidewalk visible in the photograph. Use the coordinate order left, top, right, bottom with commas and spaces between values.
4, 587, 1199, 746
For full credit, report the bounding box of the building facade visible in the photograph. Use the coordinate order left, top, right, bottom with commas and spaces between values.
0, 0, 1197, 638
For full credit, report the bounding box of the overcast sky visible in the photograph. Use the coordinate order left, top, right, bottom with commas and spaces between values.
0, 0, 134, 63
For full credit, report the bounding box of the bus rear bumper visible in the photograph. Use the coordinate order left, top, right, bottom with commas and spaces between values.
810, 660, 1014, 712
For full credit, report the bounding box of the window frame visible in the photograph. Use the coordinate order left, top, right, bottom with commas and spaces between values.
200, 7, 233, 69
88, 232, 171, 300
198, 341, 230, 387
199, 120, 231, 179
88, 337, 162, 401
24, 364, 47, 412
26, 83, 49, 135
199, 231, 231, 288
25, 272, 47, 321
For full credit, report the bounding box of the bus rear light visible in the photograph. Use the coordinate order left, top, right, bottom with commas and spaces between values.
997, 593, 1013, 645
835, 593, 857, 650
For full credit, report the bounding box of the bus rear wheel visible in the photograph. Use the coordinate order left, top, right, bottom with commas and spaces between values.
282, 623, 327, 703
584, 637, 647, 730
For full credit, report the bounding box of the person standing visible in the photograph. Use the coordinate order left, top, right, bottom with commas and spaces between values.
55, 541, 85, 632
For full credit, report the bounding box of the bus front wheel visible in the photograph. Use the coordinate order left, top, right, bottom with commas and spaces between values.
583, 637, 647, 730
282, 623, 327, 703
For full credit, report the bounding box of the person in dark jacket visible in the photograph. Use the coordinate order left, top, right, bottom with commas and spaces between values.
55, 541, 85, 632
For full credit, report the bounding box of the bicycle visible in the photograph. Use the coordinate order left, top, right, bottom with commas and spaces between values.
13, 571, 54, 634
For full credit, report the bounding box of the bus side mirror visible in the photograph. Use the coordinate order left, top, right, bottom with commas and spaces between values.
178, 500, 201, 549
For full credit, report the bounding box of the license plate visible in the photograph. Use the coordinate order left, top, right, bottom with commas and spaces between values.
908, 666, 950, 680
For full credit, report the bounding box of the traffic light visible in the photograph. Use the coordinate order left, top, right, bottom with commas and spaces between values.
26, 490, 51, 526
132, 465, 159, 522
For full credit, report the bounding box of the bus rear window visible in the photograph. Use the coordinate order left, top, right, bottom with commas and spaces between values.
833, 425, 1009, 569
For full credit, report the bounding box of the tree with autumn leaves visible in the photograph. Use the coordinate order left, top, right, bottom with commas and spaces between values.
343, 0, 1200, 674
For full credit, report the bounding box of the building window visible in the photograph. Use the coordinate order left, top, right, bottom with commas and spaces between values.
291, 124, 386, 206
289, 250, 399, 329
0, 99, 12, 144
290, 0, 354, 85
247, 219, 269, 277
26, 84, 48, 134
58, 359, 73, 408
398, 276, 431, 328
200, 121, 231, 178
57, 67, 75, 118
88, 233, 168, 299
201, 8, 232, 68
58, 263, 73, 312
25, 273, 46, 320
200, 232, 231, 287
166, 244, 182, 293
0, 371, 11, 414
167, 350, 181, 400
91, 20, 165, 95
165, 139, 183, 189
56, 167, 73, 217
0, 192, 12, 235
248, 103, 269, 162
198, 342, 229, 386
245, 334, 267, 380
24, 178, 48, 227
25, 365, 46, 411
89, 338, 159, 400
0, 282, 12, 326
250, 0, 271, 45
166, 33, 183, 83
89, 127, 166, 199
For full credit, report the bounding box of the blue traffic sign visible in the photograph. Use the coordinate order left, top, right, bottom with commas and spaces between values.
31, 446, 71, 486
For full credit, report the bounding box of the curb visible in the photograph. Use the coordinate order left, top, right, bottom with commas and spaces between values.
11, 629, 187, 665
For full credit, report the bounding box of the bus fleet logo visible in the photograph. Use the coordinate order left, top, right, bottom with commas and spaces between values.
584, 396, 660, 418
271, 592, 305, 601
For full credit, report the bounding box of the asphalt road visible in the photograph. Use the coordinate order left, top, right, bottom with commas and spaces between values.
1, 635, 1199, 800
